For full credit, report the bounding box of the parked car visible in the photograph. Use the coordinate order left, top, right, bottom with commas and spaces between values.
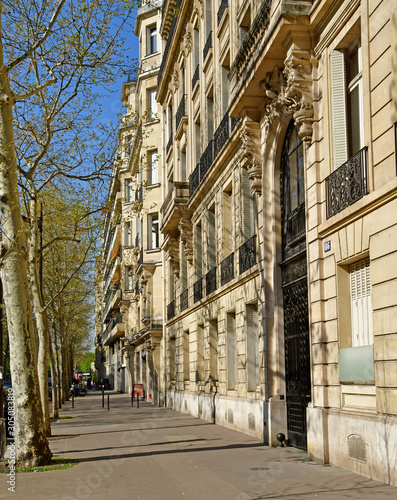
96, 378, 111, 390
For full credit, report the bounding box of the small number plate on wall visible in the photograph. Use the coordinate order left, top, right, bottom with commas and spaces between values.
324, 240, 331, 252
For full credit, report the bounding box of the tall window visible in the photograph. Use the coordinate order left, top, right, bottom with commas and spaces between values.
125, 179, 133, 203
147, 24, 157, 55
148, 89, 157, 121
246, 303, 259, 391
197, 324, 204, 382
207, 94, 214, 141
125, 266, 134, 290
330, 39, 363, 168
148, 150, 159, 185
227, 312, 236, 389
124, 222, 132, 247
148, 213, 159, 249
350, 258, 373, 347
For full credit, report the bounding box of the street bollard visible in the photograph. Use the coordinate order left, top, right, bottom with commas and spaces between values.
72, 393, 74, 409
102, 387, 104, 408
131, 391, 134, 407
137, 393, 139, 408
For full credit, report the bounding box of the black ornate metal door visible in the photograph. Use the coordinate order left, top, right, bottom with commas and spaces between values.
280, 121, 311, 449
283, 278, 310, 449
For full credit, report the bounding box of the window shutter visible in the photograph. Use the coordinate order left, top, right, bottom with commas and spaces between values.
242, 168, 253, 240
350, 258, 373, 347
330, 50, 348, 169
208, 210, 216, 269
221, 66, 229, 116
195, 224, 203, 278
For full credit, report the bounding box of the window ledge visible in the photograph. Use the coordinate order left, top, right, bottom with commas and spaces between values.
146, 182, 161, 190
145, 248, 161, 254
143, 118, 160, 127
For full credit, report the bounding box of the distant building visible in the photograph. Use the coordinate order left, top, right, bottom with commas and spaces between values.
95, 0, 164, 401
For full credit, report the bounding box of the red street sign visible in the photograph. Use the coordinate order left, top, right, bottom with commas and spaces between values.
133, 384, 144, 399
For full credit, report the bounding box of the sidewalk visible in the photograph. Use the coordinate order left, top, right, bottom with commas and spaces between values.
2, 390, 396, 500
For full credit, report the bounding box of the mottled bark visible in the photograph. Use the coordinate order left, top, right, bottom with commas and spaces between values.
0, 30, 51, 465
27, 192, 51, 436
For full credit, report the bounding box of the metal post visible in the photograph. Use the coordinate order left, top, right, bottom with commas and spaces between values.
72, 393, 74, 409
137, 392, 139, 408
131, 390, 134, 407
102, 387, 104, 408
107, 394, 110, 411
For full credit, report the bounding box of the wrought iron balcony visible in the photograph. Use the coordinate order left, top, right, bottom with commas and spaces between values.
176, 94, 186, 131
193, 277, 203, 303
189, 163, 201, 198
325, 147, 368, 219
220, 252, 234, 286
200, 140, 214, 179
203, 31, 213, 61
180, 288, 188, 312
231, 116, 240, 131
239, 235, 257, 274
217, 0, 228, 25
166, 132, 173, 155
167, 299, 175, 321
214, 113, 229, 158
192, 64, 200, 90
205, 266, 217, 296
230, 0, 271, 80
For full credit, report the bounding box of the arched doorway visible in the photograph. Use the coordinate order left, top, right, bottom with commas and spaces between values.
280, 120, 311, 449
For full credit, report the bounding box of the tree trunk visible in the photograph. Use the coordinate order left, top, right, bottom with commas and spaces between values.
27, 192, 51, 436
49, 336, 59, 419
0, 31, 51, 465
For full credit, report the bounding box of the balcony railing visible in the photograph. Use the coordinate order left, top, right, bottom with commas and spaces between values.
205, 266, 217, 296
167, 299, 175, 321
189, 115, 241, 200
176, 94, 186, 131
189, 163, 201, 198
161, 188, 174, 216
214, 113, 229, 158
230, 0, 271, 80
217, 0, 228, 25
166, 132, 173, 155
203, 31, 213, 61
180, 289, 188, 311
200, 140, 214, 179
192, 64, 200, 90
239, 235, 256, 274
193, 277, 203, 303
220, 252, 234, 286
325, 147, 368, 219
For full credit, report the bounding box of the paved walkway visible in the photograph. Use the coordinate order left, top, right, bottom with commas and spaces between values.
2, 391, 396, 500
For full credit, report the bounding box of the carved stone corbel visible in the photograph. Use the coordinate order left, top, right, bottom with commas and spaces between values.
283, 50, 314, 141
239, 119, 263, 196
260, 49, 315, 143
166, 237, 180, 277
179, 217, 193, 263
183, 27, 193, 56
194, 0, 204, 18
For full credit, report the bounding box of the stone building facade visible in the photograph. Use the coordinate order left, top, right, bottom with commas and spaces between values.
156, 0, 397, 486
95, 0, 397, 487
95, 0, 164, 401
